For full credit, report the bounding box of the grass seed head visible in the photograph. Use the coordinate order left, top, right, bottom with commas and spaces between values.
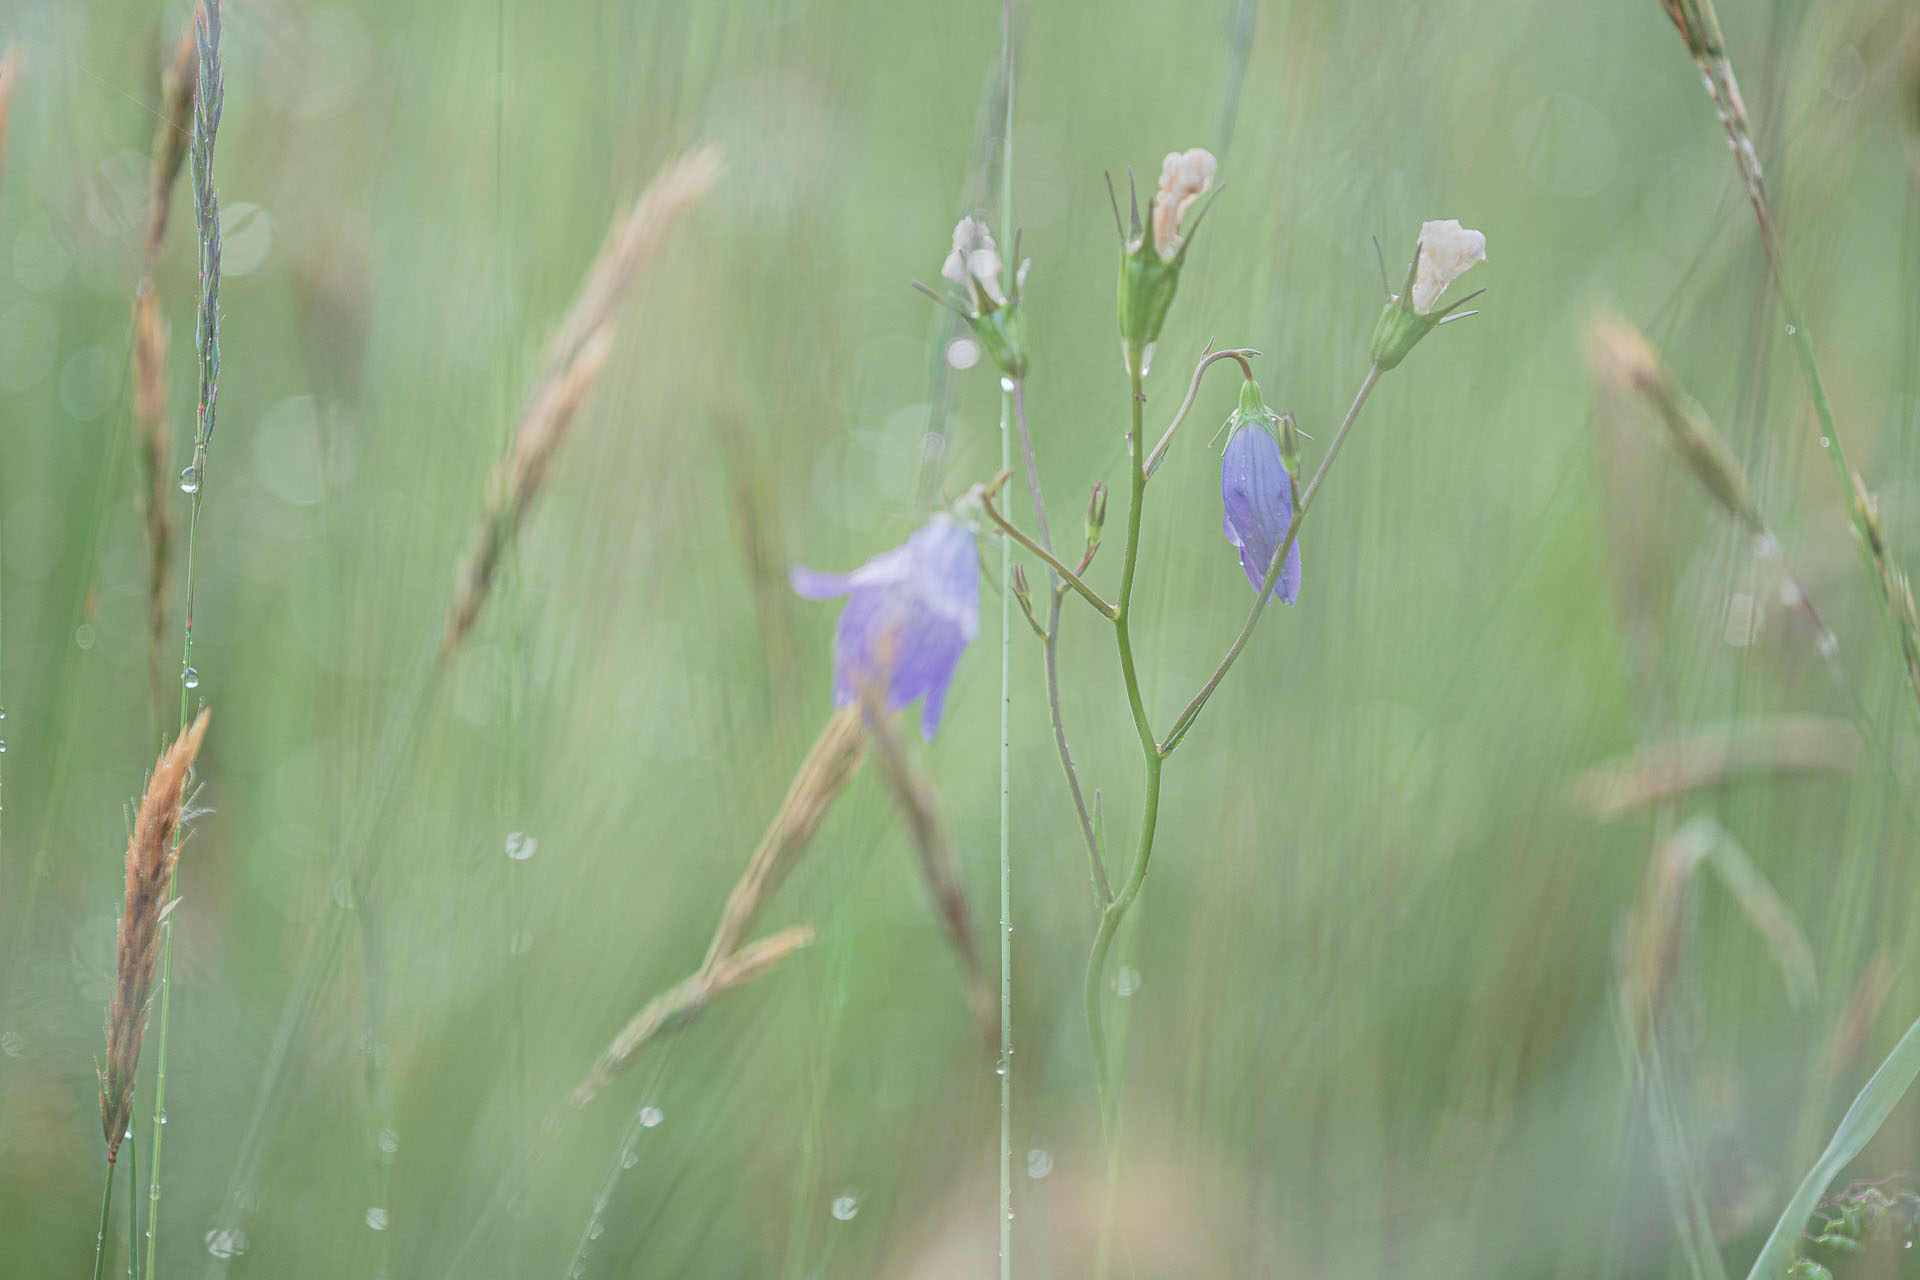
101, 708, 211, 1160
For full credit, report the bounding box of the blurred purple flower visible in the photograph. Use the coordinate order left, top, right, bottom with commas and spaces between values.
791, 516, 980, 739
1221, 423, 1301, 604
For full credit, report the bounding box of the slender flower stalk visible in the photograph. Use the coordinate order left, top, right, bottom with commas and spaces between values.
145, 5, 221, 1271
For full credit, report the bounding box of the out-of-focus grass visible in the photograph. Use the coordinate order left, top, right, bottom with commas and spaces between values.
0, 0, 1917, 1275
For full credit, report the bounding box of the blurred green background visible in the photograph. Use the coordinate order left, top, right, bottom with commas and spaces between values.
1, 0, 1918, 1275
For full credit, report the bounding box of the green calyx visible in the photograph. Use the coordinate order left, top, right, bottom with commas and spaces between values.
968, 299, 1028, 380
1117, 238, 1190, 354
1369, 297, 1439, 372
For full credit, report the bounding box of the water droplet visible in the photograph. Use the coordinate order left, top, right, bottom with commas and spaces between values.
1817, 632, 1840, 660
998, 375, 1016, 393
365, 1206, 388, 1231
1026, 1148, 1053, 1179
830, 1193, 859, 1221
588, 1222, 604, 1241
376, 1129, 399, 1155
505, 831, 537, 861
620, 1148, 639, 1169
158, 1111, 167, 1124
1820, 436, 1832, 449
1784, 324, 1796, 336
1112, 965, 1142, 997
639, 1105, 663, 1128
0, 741, 8, 754
945, 337, 980, 372
74, 624, 95, 650
994, 1054, 1009, 1078
179, 465, 200, 495
203, 1227, 250, 1259
183, 667, 200, 690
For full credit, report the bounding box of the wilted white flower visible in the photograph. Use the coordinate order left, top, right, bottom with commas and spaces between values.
941, 217, 1006, 310
1410, 219, 1486, 314
1150, 148, 1217, 260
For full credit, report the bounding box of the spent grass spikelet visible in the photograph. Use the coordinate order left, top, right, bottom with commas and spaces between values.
572, 709, 865, 1106
442, 146, 724, 653
101, 708, 210, 1161
145, 24, 198, 265
859, 685, 993, 1043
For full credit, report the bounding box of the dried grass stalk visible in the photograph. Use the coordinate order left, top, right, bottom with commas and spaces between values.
701, 705, 865, 968
571, 926, 814, 1107
0, 45, 20, 187
144, 24, 198, 266
1852, 472, 1920, 696
442, 147, 724, 653
860, 688, 993, 1043
132, 291, 172, 689
101, 708, 210, 1160
573, 709, 864, 1107
1577, 715, 1857, 819
1586, 316, 1760, 528
1620, 814, 1815, 1056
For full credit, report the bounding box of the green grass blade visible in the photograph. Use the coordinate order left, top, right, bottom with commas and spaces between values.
1747, 1012, 1920, 1280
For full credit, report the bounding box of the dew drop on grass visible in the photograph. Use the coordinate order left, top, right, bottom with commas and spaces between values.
75, 624, 95, 650
588, 1222, 604, 1241
945, 337, 980, 371
505, 831, 537, 861
1026, 1148, 1053, 1179
999, 375, 1016, 393
1785, 324, 1796, 335
639, 1105, 663, 1128
179, 465, 200, 494
620, 1148, 638, 1170
376, 1128, 399, 1155
203, 1227, 249, 1258
830, 1193, 859, 1221
994, 1054, 1009, 1077
1112, 965, 1142, 997
365, 1206, 388, 1231
183, 667, 200, 690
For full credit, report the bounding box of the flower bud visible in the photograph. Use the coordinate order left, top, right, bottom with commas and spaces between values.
1085, 481, 1108, 550
1010, 563, 1045, 638
1275, 412, 1302, 484
1371, 219, 1486, 371
1116, 149, 1216, 365
932, 216, 1029, 378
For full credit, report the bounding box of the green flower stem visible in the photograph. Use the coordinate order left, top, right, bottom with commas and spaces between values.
1161, 363, 1382, 755
1084, 345, 1165, 1142
93, 1158, 116, 1280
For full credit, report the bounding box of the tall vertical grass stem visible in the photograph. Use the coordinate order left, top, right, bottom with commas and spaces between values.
93, 1157, 116, 1280
146, 4, 221, 1274
995, 5, 1016, 1275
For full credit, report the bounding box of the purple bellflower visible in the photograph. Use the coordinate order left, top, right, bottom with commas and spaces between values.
791, 516, 980, 739
1221, 418, 1301, 605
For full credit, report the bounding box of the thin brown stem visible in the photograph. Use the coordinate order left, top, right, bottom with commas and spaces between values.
1161, 363, 1383, 754
980, 481, 1115, 618
1007, 379, 1110, 903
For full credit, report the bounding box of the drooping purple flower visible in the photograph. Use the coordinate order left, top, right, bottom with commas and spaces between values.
791, 516, 980, 739
1221, 423, 1301, 604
